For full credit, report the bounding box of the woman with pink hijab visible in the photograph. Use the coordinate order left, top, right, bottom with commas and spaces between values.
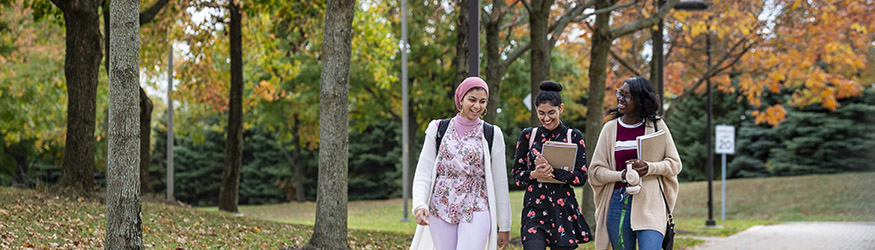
409, 77, 512, 250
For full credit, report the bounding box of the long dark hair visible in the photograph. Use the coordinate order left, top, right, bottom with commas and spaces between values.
536, 81, 563, 107
608, 76, 661, 121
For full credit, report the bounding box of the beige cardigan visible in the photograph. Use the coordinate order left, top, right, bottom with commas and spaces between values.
409, 120, 511, 250
588, 119, 682, 250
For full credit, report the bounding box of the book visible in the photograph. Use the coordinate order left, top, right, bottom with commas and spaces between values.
538, 141, 577, 184
636, 130, 667, 162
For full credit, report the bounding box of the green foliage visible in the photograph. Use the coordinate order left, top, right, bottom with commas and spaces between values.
348, 120, 402, 200
146, 115, 406, 205
0, 2, 67, 148
766, 87, 875, 176
665, 89, 747, 181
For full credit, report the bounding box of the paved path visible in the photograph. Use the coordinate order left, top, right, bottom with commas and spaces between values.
690, 222, 875, 250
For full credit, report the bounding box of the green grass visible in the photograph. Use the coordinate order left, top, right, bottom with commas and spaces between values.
236, 172, 875, 248
3, 172, 873, 249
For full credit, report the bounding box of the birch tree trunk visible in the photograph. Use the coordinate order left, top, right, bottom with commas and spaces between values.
307, 0, 356, 248
106, 0, 142, 247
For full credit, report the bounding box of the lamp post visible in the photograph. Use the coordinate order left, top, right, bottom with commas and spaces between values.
469, 0, 480, 76
401, 0, 410, 222
654, 0, 708, 115
652, 0, 711, 226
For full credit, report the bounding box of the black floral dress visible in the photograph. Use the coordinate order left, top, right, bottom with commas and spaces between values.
512, 123, 592, 247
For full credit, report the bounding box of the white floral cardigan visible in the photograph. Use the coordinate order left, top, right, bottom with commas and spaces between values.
409, 119, 512, 250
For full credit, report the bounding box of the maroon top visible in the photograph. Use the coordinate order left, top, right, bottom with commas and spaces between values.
614, 119, 645, 189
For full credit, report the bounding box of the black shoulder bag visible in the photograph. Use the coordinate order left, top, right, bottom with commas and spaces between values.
654, 119, 675, 250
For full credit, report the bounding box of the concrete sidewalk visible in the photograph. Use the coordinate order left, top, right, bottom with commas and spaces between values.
690, 222, 875, 250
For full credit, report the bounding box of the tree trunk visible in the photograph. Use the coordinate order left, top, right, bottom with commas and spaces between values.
106, 0, 142, 247
307, 0, 355, 248
139, 88, 153, 194
455, 0, 470, 85
584, 1, 613, 233
53, 0, 102, 197
219, 0, 244, 213
105, 3, 158, 195
529, 0, 554, 126
280, 118, 305, 203
484, 5, 503, 124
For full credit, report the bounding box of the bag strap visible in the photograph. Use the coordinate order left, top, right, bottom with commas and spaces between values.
653, 119, 659, 132
435, 118, 452, 155
528, 127, 538, 150
567, 128, 573, 143
658, 178, 674, 225
436, 118, 494, 155
483, 121, 494, 152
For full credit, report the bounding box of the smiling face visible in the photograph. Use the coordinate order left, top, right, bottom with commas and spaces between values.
459, 88, 488, 120
616, 83, 636, 116
536, 102, 564, 131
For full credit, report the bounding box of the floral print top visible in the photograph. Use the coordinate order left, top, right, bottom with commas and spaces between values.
512, 123, 592, 246
429, 119, 489, 224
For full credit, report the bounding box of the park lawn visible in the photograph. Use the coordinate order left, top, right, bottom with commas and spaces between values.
238, 171, 875, 248
2, 172, 873, 249
0, 187, 411, 249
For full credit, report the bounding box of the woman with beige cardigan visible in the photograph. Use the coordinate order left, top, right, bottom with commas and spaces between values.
588, 77, 682, 250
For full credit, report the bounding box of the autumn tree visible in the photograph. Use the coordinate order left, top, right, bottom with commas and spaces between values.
584, 0, 679, 167
0, 0, 67, 188
307, 0, 355, 248
105, 0, 142, 247
30, 0, 168, 196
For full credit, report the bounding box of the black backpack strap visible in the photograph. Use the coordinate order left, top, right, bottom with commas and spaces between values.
435, 118, 452, 155
435, 118, 495, 155
483, 122, 494, 152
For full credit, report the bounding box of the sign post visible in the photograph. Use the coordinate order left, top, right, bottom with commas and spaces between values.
715, 125, 735, 220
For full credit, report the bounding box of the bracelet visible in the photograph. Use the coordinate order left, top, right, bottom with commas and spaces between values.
620, 169, 628, 183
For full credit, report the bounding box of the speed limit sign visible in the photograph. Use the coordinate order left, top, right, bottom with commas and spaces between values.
715, 125, 735, 154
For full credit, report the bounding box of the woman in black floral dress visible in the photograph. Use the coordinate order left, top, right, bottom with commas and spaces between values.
512, 81, 592, 250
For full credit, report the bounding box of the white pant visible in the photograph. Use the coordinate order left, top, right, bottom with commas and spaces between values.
429, 211, 491, 250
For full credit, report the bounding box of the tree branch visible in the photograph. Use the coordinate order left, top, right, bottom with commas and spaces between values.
139, 0, 170, 25
610, 49, 643, 76
521, 0, 532, 13
500, 13, 528, 30
572, 0, 636, 22
502, 42, 531, 68
49, 0, 67, 12
610, 0, 679, 39
548, 0, 594, 46
664, 38, 758, 117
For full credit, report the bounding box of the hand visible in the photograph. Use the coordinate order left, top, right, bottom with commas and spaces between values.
531, 150, 554, 179
626, 159, 648, 176
497, 231, 510, 250
414, 208, 429, 226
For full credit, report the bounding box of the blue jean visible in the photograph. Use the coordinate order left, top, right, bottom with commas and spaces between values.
606, 188, 664, 250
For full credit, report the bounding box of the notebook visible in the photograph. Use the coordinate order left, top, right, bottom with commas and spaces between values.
538, 141, 577, 184
637, 130, 667, 162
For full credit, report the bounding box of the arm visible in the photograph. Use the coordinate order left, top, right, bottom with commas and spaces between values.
551, 129, 588, 186
411, 120, 439, 215
643, 120, 682, 177
511, 128, 536, 186
588, 122, 624, 187
490, 127, 512, 232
